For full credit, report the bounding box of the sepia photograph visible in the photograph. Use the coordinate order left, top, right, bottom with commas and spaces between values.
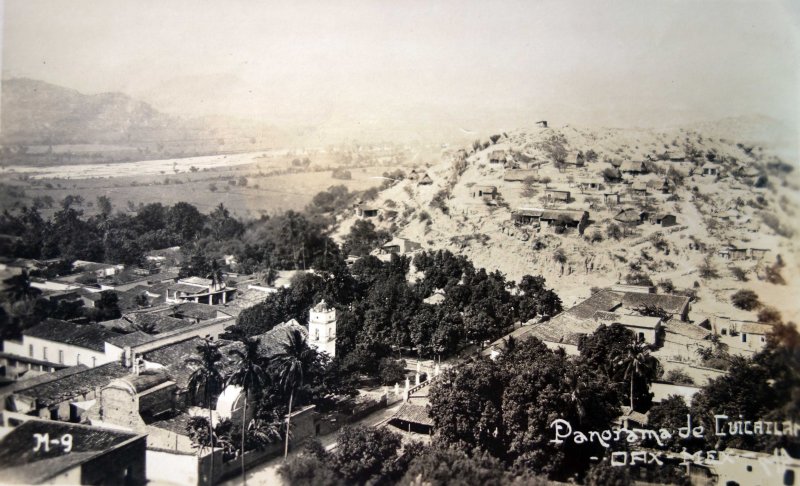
0, 1, 798, 484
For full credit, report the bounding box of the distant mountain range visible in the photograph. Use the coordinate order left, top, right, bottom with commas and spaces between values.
0, 78, 290, 149
1, 78, 182, 144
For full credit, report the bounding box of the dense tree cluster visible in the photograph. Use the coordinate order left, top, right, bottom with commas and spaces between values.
230, 250, 561, 383
427, 337, 620, 480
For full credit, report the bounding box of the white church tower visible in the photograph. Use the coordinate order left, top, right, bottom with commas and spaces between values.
308, 300, 336, 357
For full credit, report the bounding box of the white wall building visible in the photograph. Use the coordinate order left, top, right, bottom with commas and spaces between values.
308, 300, 336, 357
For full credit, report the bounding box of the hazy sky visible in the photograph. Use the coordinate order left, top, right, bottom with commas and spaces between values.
2, 0, 799, 133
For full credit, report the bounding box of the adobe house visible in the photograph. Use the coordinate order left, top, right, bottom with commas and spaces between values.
664, 150, 686, 162
647, 178, 672, 194
536, 120, 548, 128
627, 182, 648, 197
418, 174, 433, 185
473, 185, 498, 199
749, 247, 769, 260
578, 180, 604, 192
717, 244, 748, 261
354, 202, 380, 217
700, 163, 720, 177
603, 193, 620, 205
544, 189, 570, 202
652, 213, 677, 227
614, 208, 648, 226
488, 150, 506, 164
511, 208, 544, 226
379, 237, 422, 255
620, 160, 646, 175
564, 152, 585, 168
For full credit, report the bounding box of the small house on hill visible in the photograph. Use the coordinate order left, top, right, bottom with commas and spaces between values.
620, 161, 646, 175
355, 202, 380, 218
717, 244, 748, 261
564, 152, 585, 168
473, 185, 498, 200
700, 163, 720, 177
665, 150, 686, 162
651, 213, 677, 227
578, 180, 604, 193
418, 174, 433, 185
614, 208, 648, 225
488, 151, 506, 164
627, 182, 648, 197
544, 189, 570, 202
647, 178, 672, 194
511, 208, 590, 234
379, 237, 422, 255
603, 193, 620, 205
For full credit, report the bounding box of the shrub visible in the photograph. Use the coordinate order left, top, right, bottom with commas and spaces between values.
731, 289, 760, 310
664, 369, 694, 385
757, 307, 781, 324
730, 266, 748, 282
625, 272, 654, 287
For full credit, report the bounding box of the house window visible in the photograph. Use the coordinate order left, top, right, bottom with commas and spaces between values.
28, 344, 34, 357
43, 347, 48, 361
747, 465, 753, 472
638, 332, 645, 342
784, 469, 795, 485
742, 334, 747, 343
721, 329, 727, 335
58, 350, 64, 364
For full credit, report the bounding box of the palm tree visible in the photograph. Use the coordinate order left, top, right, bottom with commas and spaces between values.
617, 341, 658, 411
226, 336, 269, 486
2, 271, 41, 302
270, 328, 315, 459
207, 259, 224, 291
187, 338, 224, 484
562, 366, 588, 425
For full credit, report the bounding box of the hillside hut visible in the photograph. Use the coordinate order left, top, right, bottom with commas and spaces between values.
418, 174, 433, 185
652, 213, 677, 227
620, 161, 646, 175
355, 202, 379, 218
577, 179, 603, 192
544, 189, 570, 203
603, 193, 620, 205
665, 151, 686, 162
700, 163, 720, 177
628, 182, 648, 197
473, 185, 498, 200
488, 151, 506, 164
614, 208, 648, 226
564, 152, 585, 168
646, 178, 671, 194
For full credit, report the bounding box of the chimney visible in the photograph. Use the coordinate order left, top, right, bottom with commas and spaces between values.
124, 347, 132, 368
